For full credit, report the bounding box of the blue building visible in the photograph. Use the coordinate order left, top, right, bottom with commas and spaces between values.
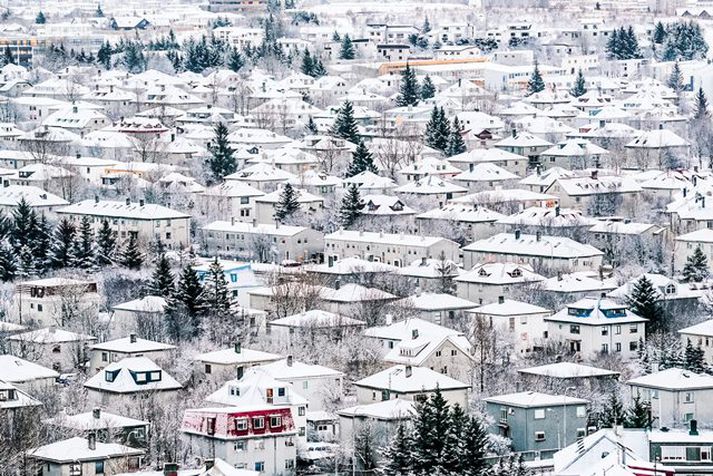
484, 391, 590, 460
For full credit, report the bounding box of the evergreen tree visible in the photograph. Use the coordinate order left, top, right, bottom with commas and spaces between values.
306, 116, 318, 134
667, 61, 684, 93
330, 100, 360, 143
50, 218, 76, 269
274, 183, 300, 222
526, 62, 546, 95
694, 87, 709, 120
606, 27, 621, 59
378, 423, 413, 475
570, 69, 587, 97
626, 275, 667, 335
97, 41, 112, 69
346, 140, 378, 177
395, 64, 420, 107
339, 34, 355, 60
312, 58, 327, 77
339, 184, 364, 228
122, 41, 146, 73
207, 122, 236, 182
203, 258, 232, 317
300, 48, 314, 76
411, 388, 452, 474
684, 338, 707, 373
1, 46, 14, 66
424, 106, 450, 153
622, 26, 643, 60
174, 264, 206, 336
35, 11, 46, 24
446, 117, 467, 157
682, 245, 709, 283
0, 241, 16, 281
598, 392, 625, 428
354, 422, 378, 473
96, 4, 104, 17
332, 31, 341, 42
420, 75, 436, 100
422, 17, 431, 34
460, 415, 490, 476
148, 252, 174, 296
653, 21, 667, 44
661, 21, 708, 61
32, 214, 50, 274
17, 244, 36, 278
95, 219, 117, 265
625, 393, 652, 429
118, 234, 143, 270
227, 47, 244, 72
73, 216, 95, 269
12, 198, 38, 253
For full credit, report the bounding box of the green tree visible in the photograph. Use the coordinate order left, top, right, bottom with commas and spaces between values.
684, 338, 707, 373
339, 184, 364, 228
118, 233, 143, 270
667, 61, 684, 93
460, 415, 491, 476
174, 264, 206, 336
378, 424, 413, 475
148, 252, 174, 296
694, 87, 710, 120
122, 41, 146, 73
50, 218, 76, 269
97, 41, 112, 69
598, 392, 625, 428
346, 140, 378, 177
73, 216, 95, 269
526, 61, 545, 95
354, 422, 378, 473
95, 219, 117, 265
411, 388, 452, 474
446, 116, 466, 157
396, 64, 420, 107
570, 69, 587, 97
682, 245, 709, 283
300, 48, 314, 76
203, 258, 232, 316
0, 241, 16, 281
624, 393, 652, 429
312, 58, 326, 77
306, 116, 318, 134
420, 75, 436, 100
330, 100, 360, 143
424, 106, 450, 153
606, 27, 621, 59
227, 47, 244, 72
35, 11, 46, 24
626, 275, 667, 335
207, 122, 236, 182
339, 34, 355, 60
653, 21, 666, 44
274, 183, 300, 222
96, 4, 104, 17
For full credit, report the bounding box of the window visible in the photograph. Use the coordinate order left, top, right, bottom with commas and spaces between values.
685, 392, 694, 403
500, 408, 508, 422
576, 406, 586, 418
630, 325, 638, 334
601, 328, 608, 336
687, 447, 702, 461
615, 325, 621, 335
534, 409, 545, 420
253, 417, 264, 429
302, 381, 309, 390
435, 351, 442, 357
278, 387, 286, 397
235, 418, 248, 431
601, 344, 609, 353
570, 325, 580, 334
630, 341, 638, 351
270, 416, 282, 428
285, 459, 295, 470
615, 343, 622, 352
234, 441, 246, 451
37, 304, 43, 312
101, 352, 108, 362
254, 462, 264, 472
451, 350, 457, 356
535, 431, 546, 442
69, 463, 81, 476
576, 428, 586, 438
204, 364, 212, 374
95, 462, 104, 474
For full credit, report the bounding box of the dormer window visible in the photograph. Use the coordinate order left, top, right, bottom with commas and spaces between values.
509, 268, 522, 278
665, 283, 676, 295
104, 370, 119, 382
0, 389, 15, 401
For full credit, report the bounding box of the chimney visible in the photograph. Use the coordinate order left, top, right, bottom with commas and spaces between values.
170, 133, 175, 142
511, 128, 517, 138
335, 279, 341, 290
557, 271, 562, 281
690, 419, 699, 436
92, 407, 101, 419
204, 460, 214, 471
412, 329, 419, 339
421, 256, 427, 266
555, 205, 560, 216
237, 366, 244, 380
658, 123, 663, 130
683, 188, 688, 197
76, 153, 81, 159
514, 229, 521, 240
536, 231, 542, 242
72, 105, 78, 114
125, 197, 131, 205
405, 365, 412, 378
129, 333, 137, 343
109, 85, 114, 93
287, 355, 293, 367
591, 169, 598, 180
498, 295, 505, 304
163, 463, 179, 476
694, 165, 699, 173
702, 197, 706, 209
87, 432, 96, 451
469, 163, 474, 172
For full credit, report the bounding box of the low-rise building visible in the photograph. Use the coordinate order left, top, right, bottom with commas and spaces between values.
28, 436, 144, 476
88, 334, 176, 373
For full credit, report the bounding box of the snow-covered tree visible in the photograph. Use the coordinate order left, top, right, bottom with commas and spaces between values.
396, 64, 420, 107
207, 122, 236, 182
346, 140, 378, 177
421, 75, 436, 100
682, 246, 708, 283
339, 184, 364, 228
446, 117, 467, 157
274, 183, 300, 222
570, 69, 587, 97
330, 100, 360, 143
118, 234, 143, 270
626, 275, 667, 335
339, 34, 355, 60
95, 219, 117, 266
526, 62, 545, 95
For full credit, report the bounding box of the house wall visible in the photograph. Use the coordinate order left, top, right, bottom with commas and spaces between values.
628, 386, 713, 429
545, 320, 644, 360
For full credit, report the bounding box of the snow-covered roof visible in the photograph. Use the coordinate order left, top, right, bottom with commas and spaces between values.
679, 319, 713, 338
270, 310, 365, 328
0, 380, 42, 409
627, 368, 713, 390
58, 200, 189, 220
471, 299, 550, 316
307, 257, 398, 275
518, 362, 620, 379
355, 365, 468, 392
195, 346, 282, 365
0, 185, 69, 208
455, 262, 545, 285
395, 175, 467, 195
84, 357, 182, 394
45, 410, 149, 430
203, 220, 312, 237
497, 206, 594, 228
90, 336, 175, 353
257, 358, 344, 380
463, 232, 603, 259
9, 327, 96, 344
325, 229, 454, 248
607, 273, 702, 301
484, 391, 589, 408
319, 283, 396, 302
545, 297, 646, 325
402, 292, 475, 311
416, 203, 505, 223
28, 436, 143, 463
543, 272, 616, 294
338, 398, 415, 420
0, 355, 59, 383
112, 296, 167, 313
205, 367, 308, 408
676, 228, 713, 243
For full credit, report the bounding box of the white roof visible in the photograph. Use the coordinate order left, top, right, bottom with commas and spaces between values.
0, 355, 59, 383
90, 336, 175, 353
320, 283, 396, 302
58, 200, 189, 220
679, 319, 713, 337
0, 185, 69, 208
270, 310, 365, 328
258, 358, 344, 380
355, 365, 468, 392
307, 257, 398, 275
112, 296, 167, 313
364, 317, 462, 341
397, 258, 461, 279
45, 410, 149, 430
403, 292, 475, 311
676, 228, 713, 243
84, 357, 182, 394
471, 299, 550, 316
627, 367, 713, 390
497, 206, 594, 228
545, 297, 646, 325
325, 229, 453, 248
28, 437, 143, 463
626, 128, 688, 148
463, 232, 603, 259
455, 262, 545, 285
518, 362, 620, 379
205, 367, 308, 408
0, 380, 41, 409
484, 391, 589, 408
543, 272, 616, 293
203, 220, 311, 237
338, 398, 415, 420
9, 327, 96, 344
195, 347, 282, 365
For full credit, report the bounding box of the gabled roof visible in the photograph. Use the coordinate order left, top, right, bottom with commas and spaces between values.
45, 410, 148, 430
28, 437, 143, 463
195, 347, 282, 366
0, 355, 59, 383
355, 365, 468, 392
90, 336, 175, 353
518, 362, 620, 379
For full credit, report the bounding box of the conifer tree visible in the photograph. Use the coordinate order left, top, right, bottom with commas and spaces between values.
330, 100, 360, 143
625, 393, 652, 429
411, 388, 452, 474
424, 106, 450, 152
346, 140, 378, 177
653, 21, 667, 44
174, 264, 206, 336
95, 219, 117, 266
694, 87, 710, 120
74, 216, 95, 269
118, 234, 143, 270
526, 62, 546, 95
667, 61, 684, 93
446, 117, 467, 157
378, 423, 412, 475
149, 252, 174, 296
36, 11, 46, 24
339, 184, 364, 228
420, 75, 436, 100
606, 27, 620, 59
626, 275, 666, 335
354, 422, 378, 473
0, 241, 16, 281
12, 198, 38, 253
306, 116, 318, 134
312, 58, 327, 77
274, 183, 300, 222
122, 41, 146, 73
97, 41, 112, 69
96, 4, 104, 17
682, 245, 709, 283
684, 338, 707, 373
300, 48, 314, 76
570, 69, 587, 97
339, 34, 355, 60
208, 122, 236, 182
17, 244, 36, 278
50, 218, 76, 269
1, 46, 13, 66
460, 415, 491, 476
395, 64, 420, 107
227, 47, 244, 72
32, 214, 51, 274
203, 258, 232, 316
598, 392, 625, 428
